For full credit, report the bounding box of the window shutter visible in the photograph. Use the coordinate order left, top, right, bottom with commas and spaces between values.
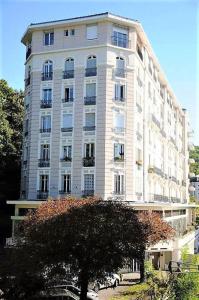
86, 25, 98, 39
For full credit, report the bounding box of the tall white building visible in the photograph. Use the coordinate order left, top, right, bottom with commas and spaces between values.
7, 12, 196, 269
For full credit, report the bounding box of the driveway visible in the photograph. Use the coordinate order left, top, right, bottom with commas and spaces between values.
98, 273, 140, 300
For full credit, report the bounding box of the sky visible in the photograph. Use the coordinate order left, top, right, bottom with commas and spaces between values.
0, 0, 198, 144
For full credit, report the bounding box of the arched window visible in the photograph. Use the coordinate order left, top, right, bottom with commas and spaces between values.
115, 57, 125, 77
42, 60, 53, 80
85, 56, 97, 77
63, 58, 74, 79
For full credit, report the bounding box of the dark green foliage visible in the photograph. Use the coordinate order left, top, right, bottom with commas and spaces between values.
190, 146, 199, 175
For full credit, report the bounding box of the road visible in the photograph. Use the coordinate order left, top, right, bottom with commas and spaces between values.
98, 273, 140, 300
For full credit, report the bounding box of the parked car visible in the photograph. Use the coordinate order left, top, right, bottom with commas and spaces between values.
91, 273, 120, 292
38, 287, 79, 300
51, 285, 98, 300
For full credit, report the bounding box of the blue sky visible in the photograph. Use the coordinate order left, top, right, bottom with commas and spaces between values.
0, 0, 198, 144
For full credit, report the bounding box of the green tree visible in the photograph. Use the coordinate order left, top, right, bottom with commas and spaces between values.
0, 79, 24, 244
0, 198, 173, 300
190, 146, 199, 175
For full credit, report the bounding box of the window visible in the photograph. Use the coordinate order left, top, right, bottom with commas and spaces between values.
115, 57, 125, 77
114, 174, 124, 194
86, 83, 96, 97
42, 60, 53, 80
24, 146, 28, 161
64, 30, 69, 36
112, 27, 128, 48
63, 114, 73, 129
41, 115, 51, 132
85, 113, 95, 127
86, 25, 98, 40
115, 84, 125, 101
84, 174, 94, 191
62, 145, 72, 161
114, 143, 124, 161
85, 56, 97, 76
25, 93, 30, 108
44, 32, 54, 45
43, 89, 52, 101
84, 143, 95, 158
64, 58, 74, 79
70, 29, 75, 36
39, 175, 49, 192
64, 86, 74, 102
40, 144, 50, 160
114, 113, 124, 131
61, 174, 71, 193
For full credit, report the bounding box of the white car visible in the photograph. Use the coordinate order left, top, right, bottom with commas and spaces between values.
51, 285, 98, 300
92, 273, 120, 292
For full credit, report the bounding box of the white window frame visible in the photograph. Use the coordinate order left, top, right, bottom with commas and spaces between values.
86, 24, 98, 40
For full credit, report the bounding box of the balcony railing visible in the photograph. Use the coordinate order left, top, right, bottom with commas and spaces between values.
85, 67, 97, 77
83, 157, 95, 167
148, 166, 164, 177
40, 100, 52, 108
111, 36, 129, 48
63, 70, 74, 79
83, 126, 96, 131
114, 96, 125, 102
84, 96, 96, 105
150, 194, 169, 203
61, 127, 73, 132
82, 190, 94, 197
25, 77, 30, 87
114, 156, 124, 162
26, 47, 32, 60
37, 191, 49, 199
114, 68, 126, 78
38, 159, 50, 168
59, 190, 71, 195
40, 128, 51, 133
171, 197, 181, 203
60, 157, 72, 162
113, 191, 125, 195
62, 98, 74, 103
41, 72, 53, 81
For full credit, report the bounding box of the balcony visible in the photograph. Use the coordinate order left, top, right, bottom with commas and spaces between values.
84, 96, 96, 105
38, 159, 50, 168
170, 176, 178, 184
60, 157, 72, 162
41, 72, 53, 81
148, 166, 164, 177
113, 191, 125, 196
82, 190, 94, 197
114, 96, 125, 102
62, 97, 74, 103
85, 67, 97, 77
26, 47, 32, 60
40, 100, 52, 108
171, 197, 181, 203
40, 128, 51, 133
25, 77, 30, 87
83, 157, 95, 167
114, 68, 126, 78
83, 126, 96, 131
61, 127, 73, 132
37, 191, 49, 199
59, 190, 71, 195
111, 36, 129, 48
63, 70, 74, 79
114, 156, 124, 162
150, 194, 169, 203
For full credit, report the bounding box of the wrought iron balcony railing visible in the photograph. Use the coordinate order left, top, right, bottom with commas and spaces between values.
59, 190, 71, 195
82, 190, 94, 197
37, 191, 49, 200
62, 98, 74, 103
83, 126, 96, 131
60, 157, 72, 162
40, 128, 51, 133
40, 100, 52, 108
61, 127, 73, 132
85, 67, 97, 77
83, 157, 95, 167
84, 96, 96, 105
63, 70, 74, 79
114, 68, 126, 78
41, 72, 53, 81
38, 159, 50, 168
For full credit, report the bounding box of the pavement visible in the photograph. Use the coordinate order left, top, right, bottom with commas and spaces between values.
98, 273, 140, 300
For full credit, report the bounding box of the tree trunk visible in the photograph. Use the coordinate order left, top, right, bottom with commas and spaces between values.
79, 270, 89, 300
139, 251, 145, 283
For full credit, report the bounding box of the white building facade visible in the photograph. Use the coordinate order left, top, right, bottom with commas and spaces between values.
7, 12, 196, 269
